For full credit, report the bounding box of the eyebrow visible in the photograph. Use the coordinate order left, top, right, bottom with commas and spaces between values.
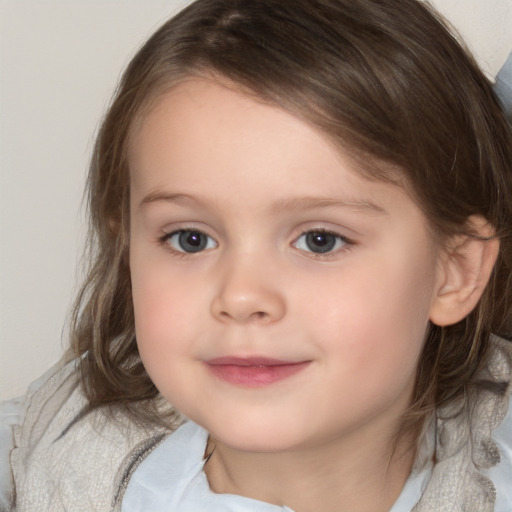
139, 192, 198, 210
270, 196, 387, 215
139, 191, 387, 215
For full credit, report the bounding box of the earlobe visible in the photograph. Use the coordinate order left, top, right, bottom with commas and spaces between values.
429, 216, 499, 327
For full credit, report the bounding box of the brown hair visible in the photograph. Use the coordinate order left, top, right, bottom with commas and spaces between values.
71, 0, 512, 430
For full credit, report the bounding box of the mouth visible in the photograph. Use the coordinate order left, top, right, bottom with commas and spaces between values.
204, 357, 310, 387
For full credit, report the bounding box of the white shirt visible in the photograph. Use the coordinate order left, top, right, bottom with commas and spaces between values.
122, 397, 512, 512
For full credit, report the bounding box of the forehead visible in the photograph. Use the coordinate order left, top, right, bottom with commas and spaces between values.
128, 77, 338, 174
128, 77, 410, 217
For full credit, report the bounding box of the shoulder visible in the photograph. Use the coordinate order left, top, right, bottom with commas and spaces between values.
10, 359, 178, 512
487, 393, 512, 512
414, 336, 512, 512
484, 338, 512, 511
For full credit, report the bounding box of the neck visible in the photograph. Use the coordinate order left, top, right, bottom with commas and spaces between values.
204, 421, 416, 512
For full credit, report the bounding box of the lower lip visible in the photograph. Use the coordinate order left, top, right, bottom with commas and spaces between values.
205, 361, 310, 387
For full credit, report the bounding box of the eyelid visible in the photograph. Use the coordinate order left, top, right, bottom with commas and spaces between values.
158, 221, 216, 241
159, 226, 218, 254
155, 223, 353, 258
292, 228, 353, 257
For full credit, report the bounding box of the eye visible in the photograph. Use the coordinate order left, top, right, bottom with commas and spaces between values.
294, 230, 348, 254
164, 230, 217, 253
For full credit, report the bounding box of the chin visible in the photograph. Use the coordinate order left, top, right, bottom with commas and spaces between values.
204, 417, 309, 453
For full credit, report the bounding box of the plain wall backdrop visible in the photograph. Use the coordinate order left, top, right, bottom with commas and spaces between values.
0, 0, 192, 400
1, 0, 511, 400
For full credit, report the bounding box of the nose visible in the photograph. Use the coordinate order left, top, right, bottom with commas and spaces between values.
210, 254, 286, 324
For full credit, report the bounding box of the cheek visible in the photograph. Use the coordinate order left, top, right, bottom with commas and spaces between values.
130, 249, 198, 362
131, 270, 203, 405
305, 251, 435, 385
133, 285, 198, 354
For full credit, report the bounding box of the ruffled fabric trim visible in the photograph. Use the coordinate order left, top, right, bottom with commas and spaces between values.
10, 360, 181, 512
413, 336, 512, 511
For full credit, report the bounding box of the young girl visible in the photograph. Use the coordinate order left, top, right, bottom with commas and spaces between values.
4, 0, 512, 510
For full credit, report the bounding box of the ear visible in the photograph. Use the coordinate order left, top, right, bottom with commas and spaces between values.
429, 216, 499, 327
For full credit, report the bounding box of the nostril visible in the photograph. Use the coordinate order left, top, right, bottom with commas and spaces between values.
218, 311, 270, 322
219, 310, 268, 321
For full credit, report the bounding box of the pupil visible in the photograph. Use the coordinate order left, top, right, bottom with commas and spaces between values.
306, 232, 335, 253
186, 233, 201, 246
179, 231, 206, 252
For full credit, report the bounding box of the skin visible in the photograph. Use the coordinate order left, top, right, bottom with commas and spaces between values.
128, 78, 449, 512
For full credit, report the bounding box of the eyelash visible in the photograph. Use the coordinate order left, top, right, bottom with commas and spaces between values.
292, 229, 353, 258
158, 228, 353, 258
159, 229, 217, 255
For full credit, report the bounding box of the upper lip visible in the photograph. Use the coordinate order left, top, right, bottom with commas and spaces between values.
205, 357, 304, 366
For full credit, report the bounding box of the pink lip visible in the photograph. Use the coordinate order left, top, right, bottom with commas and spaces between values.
204, 357, 310, 387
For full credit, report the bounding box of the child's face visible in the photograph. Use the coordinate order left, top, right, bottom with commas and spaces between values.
129, 78, 443, 453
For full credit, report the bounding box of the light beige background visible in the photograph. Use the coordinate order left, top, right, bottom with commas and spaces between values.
1, 0, 511, 400
0, 0, 192, 400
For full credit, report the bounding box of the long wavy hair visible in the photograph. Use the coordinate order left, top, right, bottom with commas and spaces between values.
71, 0, 512, 432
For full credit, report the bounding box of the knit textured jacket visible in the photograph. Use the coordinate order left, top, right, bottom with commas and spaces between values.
7, 336, 512, 511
